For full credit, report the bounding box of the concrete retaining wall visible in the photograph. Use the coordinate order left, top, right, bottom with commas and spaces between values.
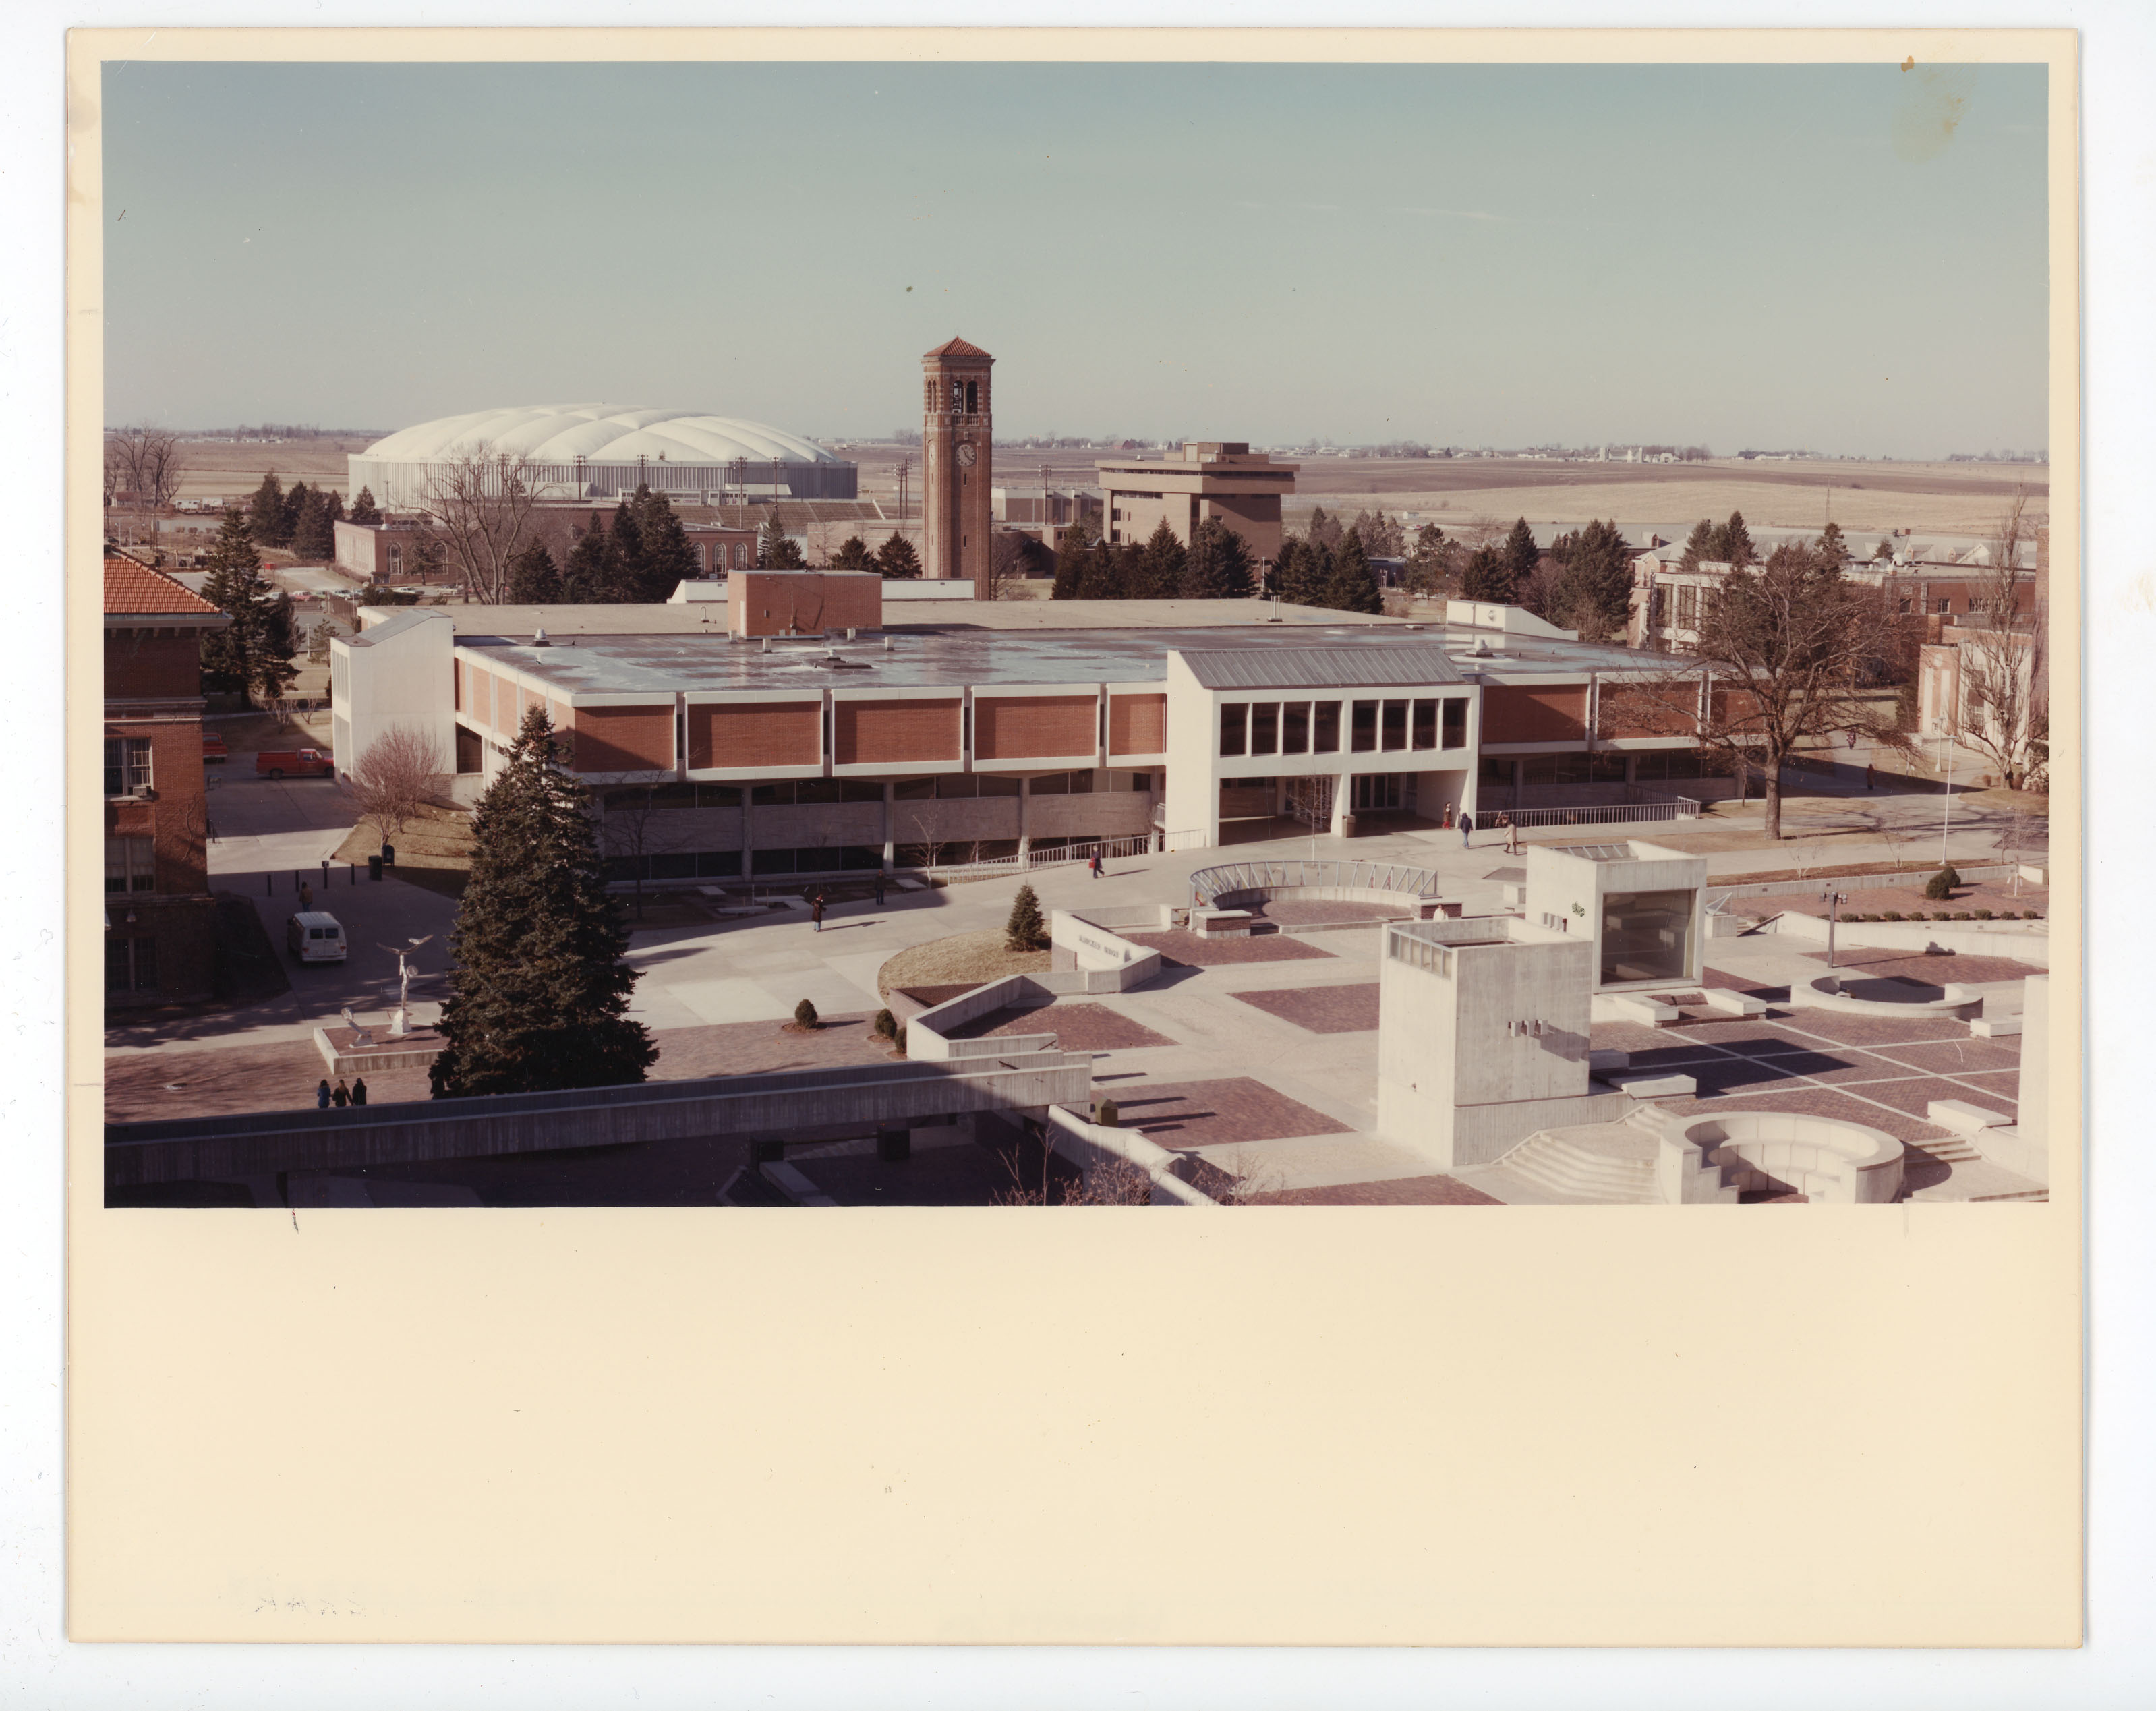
107, 1053, 1092, 1187
1049, 909, 1166, 991
1045, 1105, 1216, 1206
1790, 975, 1983, 1020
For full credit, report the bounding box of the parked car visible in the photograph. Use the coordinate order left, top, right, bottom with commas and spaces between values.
202, 731, 229, 763
285, 910, 347, 964
256, 747, 334, 780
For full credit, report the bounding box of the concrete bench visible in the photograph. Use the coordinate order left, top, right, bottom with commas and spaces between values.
1608, 995, 1681, 1025
1970, 1016, 2023, 1039
1700, 988, 1769, 1018
1609, 1072, 1697, 1099
1926, 1098, 2014, 1136
1193, 909, 1255, 937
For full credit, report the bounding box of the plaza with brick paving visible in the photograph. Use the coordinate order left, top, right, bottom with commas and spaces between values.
107, 765, 2050, 1208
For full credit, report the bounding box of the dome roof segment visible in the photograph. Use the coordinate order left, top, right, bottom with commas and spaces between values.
360, 405, 843, 469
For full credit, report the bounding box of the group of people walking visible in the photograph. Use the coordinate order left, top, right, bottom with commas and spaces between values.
314, 1077, 367, 1109
1438, 803, 1521, 854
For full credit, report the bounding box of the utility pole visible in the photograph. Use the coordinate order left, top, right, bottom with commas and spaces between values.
1938, 728, 1956, 868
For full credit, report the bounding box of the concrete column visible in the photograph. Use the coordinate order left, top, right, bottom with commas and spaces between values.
740, 787, 754, 886
1016, 776, 1031, 861
881, 781, 895, 871
1329, 770, 1353, 837
1511, 759, 1525, 811
1624, 753, 1639, 785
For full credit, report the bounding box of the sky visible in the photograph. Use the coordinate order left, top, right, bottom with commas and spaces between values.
100, 58, 2049, 458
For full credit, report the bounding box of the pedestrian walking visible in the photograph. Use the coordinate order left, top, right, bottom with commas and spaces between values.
810, 891, 825, 933
1088, 851, 1104, 880
1497, 810, 1518, 856
299, 881, 314, 910
1459, 810, 1476, 848
351, 1077, 368, 1107
873, 871, 886, 907
1865, 763, 1875, 792
316, 1078, 331, 1110
1441, 801, 1455, 830
330, 1078, 350, 1107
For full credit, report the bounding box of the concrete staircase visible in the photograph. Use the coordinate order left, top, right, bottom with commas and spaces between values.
1490, 1127, 1662, 1205
1909, 1130, 1988, 1167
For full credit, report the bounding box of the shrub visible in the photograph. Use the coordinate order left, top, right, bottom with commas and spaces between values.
1006, 883, 1049, 952
1973, 908, 1993, 920
793, 998, 819, 1028
1883, 910, 1904, 921
1095, 1097, 1120, 1128
893, 1024, 908, 1056
872, 1008, 896, 1039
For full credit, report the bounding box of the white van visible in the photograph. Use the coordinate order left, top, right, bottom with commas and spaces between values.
286, 910, 348, 964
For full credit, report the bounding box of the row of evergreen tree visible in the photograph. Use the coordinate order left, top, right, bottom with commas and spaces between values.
243, 471, 380, 560
1050, 518, 1261, 602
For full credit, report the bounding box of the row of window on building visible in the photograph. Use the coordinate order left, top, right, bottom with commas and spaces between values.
1476, 749, 1747, 787
1219, 697, 1468, 759
597, 772, 1155, 811
602, 832, 1117, 884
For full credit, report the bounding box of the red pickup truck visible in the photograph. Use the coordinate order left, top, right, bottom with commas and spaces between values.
202, 732, 229, 763
256, 747, 334, 780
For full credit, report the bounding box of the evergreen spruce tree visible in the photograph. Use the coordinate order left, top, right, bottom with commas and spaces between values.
1304, 506, 1343, 552
245, 472, 287, 547
1005, 883, 1049, 952
1460, 543, 1512, 602
1402, 522, 1448, 594
829, 534, 875, 571
1320, 528, 1385, 614
1134, 519, 1188, 599
1072, 539, 1117, 599
875, 532, 921, 579
602, 496, 644, 602
562, 513, 610, 602
625, 484, 697, 600
1816, 520, 1849, 570
321, 488, 345, 527
759, 512, 806, 568
1051, 524, 1091, 599
1182, 517, 1255, 598
1503, 517, 1540, 593
1274, 538, 1327, 607
1710, 509, 1755, 567
198, 510, 297, 697
281, 481, 312, 548
1553, 517, 1634, 641
347, 486, 382, 525
1873, 538, 1894, 564
506, 539, 564, 603
290, 486, 335, 561
1678, 517, 1716, 573
429, 705, 658, 1099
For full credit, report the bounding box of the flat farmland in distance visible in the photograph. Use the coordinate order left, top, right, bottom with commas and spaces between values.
169, 436, 372, 503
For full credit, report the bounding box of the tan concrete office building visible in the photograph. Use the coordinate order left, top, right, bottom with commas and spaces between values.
1096, 442, 1298, 563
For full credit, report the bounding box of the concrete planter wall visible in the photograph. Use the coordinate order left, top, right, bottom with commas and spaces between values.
1768, 908, 2049, 965
1045, 1105, 1216, 1206
1664, 1111, 1905, 1205
1792, 973, 1983, 1020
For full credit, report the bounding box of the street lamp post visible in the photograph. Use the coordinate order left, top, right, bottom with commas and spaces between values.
1822, 890, 1850, 969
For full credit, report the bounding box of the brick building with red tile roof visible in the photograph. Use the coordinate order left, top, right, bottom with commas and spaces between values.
103, 553, 229, 1006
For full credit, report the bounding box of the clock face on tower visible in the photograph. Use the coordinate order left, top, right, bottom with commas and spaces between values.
956, 442, 977, 469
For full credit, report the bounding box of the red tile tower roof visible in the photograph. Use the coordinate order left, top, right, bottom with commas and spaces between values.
923, 336, 993, 362
103, 555, 223, 617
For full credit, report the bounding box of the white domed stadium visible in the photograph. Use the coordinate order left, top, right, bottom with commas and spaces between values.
348, 404, 857, 509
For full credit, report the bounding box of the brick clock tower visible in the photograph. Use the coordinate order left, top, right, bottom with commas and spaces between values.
921, 337, 993, 589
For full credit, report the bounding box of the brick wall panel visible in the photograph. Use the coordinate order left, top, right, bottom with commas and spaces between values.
1108, 693, 1167, 755
834, 698, 961, 766
572, 705, 676, 774
690, 701, 820, 770
1481, 685, 1587, 743
974, 694, 1096, 761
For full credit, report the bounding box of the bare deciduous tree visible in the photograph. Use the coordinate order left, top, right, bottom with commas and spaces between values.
105, 426, 189, 509
1950, 486, 2047, 792
1600, 544, 1914, 841
414, 443, 546, 605
983, 530, 1035, 602
349, 725, 448, 848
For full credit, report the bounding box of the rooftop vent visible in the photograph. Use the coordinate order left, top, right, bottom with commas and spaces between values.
532, 628, 550, 647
